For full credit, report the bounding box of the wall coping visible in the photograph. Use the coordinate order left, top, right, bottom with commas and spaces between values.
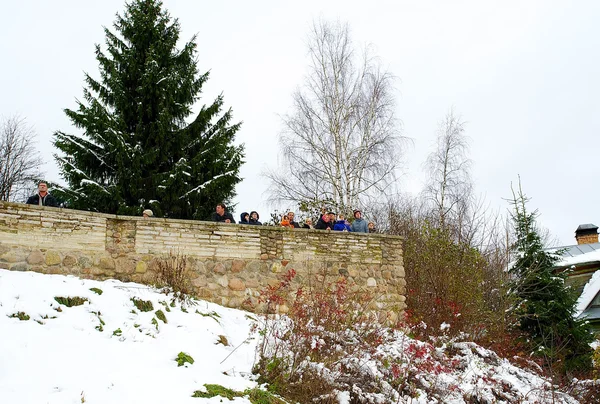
1, 200, 403, 241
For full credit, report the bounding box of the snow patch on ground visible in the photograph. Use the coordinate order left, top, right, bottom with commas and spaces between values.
0, 270, 258, 404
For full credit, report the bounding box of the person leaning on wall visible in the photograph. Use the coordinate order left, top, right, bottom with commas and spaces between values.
212, 203, 235, 223
26, 181, 59, 207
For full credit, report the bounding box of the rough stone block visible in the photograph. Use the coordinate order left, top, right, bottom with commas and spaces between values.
63, 255, 77, 267
27, 250, 44, 265
2, 251, 27, 263
228, 278, 245, 291
213, 262, 226, 274
45, 251, 61, 266
231, 259, 246, 273
135, 261, 147, 274
10, 262, 29, 272
192, 277, 207, 287
99, 257, 115, 269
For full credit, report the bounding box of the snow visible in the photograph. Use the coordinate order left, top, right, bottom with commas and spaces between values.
0, 270, 258, 404
0, 269, 590, 403
180, 171, 235, 199
80, 179, 110, 193
576, 269, 600, 316
556, 249, 600, 268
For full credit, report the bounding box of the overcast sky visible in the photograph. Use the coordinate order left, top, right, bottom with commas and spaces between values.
1, 1, 599, 245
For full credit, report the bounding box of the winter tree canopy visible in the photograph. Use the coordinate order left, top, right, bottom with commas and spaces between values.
53, 0, 244, 219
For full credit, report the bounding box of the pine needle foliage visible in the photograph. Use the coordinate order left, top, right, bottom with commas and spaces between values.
508, 180, 593, 375
53, 0, 243, 219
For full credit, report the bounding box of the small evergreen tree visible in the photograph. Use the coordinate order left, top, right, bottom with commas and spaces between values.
53, 0, 243, 219
508, 181, 592, 375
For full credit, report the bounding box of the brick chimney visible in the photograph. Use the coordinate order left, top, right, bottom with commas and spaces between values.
575, 224, 599, 245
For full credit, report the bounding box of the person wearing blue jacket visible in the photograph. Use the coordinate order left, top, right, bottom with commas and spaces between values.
333, 214, 352, 232
351, 209, 368, 233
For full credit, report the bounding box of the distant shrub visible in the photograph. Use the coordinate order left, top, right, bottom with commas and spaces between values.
54, 296, 88, 307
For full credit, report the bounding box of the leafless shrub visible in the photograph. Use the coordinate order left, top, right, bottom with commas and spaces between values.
152, 251, 194, 303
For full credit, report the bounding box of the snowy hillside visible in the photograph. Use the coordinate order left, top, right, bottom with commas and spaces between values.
0, 269, 593, 403
0, 270, 259, 404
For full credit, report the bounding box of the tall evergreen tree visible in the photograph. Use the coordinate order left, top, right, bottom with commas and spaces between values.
508, 181, 592, 375
53, 0, 243, 219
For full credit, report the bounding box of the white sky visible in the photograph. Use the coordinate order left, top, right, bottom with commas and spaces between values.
1, 0, 599, 245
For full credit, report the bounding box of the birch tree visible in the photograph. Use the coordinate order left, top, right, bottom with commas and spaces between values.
266, 20, 402, 214
423, 110, 472, 230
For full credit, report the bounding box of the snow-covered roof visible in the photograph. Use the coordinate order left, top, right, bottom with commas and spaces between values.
549, 242, 600, 268
576, 270, 600, 317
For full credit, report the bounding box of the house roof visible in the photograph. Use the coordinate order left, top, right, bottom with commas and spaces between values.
576, 270, 600, 319
546, 242, 600, 319
548, 242, 600, 267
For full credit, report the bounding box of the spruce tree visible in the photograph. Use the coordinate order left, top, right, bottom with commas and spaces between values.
509, 182, 592, 374
53, 0, 243, 219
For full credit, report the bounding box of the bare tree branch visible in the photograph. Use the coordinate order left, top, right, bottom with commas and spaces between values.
0, 115, 43, 201
265, 20, 404, 214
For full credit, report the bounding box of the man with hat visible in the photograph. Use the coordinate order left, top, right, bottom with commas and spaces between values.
351, 209, 368, 233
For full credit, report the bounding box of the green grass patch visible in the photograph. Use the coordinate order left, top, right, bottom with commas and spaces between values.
155, 309, 167, 324
131, 297, 153, 312
175, 352, 194, 367
191, 384, 285, 403
112, 328, 122, 336
151, 317, 159, 330
158, 301, 171, 312
196, 309, 221, 323
9, 312, 30, 321
89, 287, 103, 295
54, 296, 88, 307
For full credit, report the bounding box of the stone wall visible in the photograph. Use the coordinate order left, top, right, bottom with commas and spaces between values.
0, 201, 405, 315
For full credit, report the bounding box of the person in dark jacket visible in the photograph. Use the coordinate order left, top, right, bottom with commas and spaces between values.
351, 209, 368, 233
302, 218, 314, 229
315, 213, 334, 230
212, 203, 235, 223
249, 211, 262, 225
239, 212, 250, 224
368, 222, 377, 233
26, 181, 59, 207
286, 211, 300, 228
333, 214, 352, 232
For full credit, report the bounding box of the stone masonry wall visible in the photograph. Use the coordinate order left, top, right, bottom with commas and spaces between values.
0, 201, 405, 316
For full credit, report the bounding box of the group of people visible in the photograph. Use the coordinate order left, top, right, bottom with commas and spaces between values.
24, 183, 377, 233
310, 210, 376, 233
212, 203, 376, 233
